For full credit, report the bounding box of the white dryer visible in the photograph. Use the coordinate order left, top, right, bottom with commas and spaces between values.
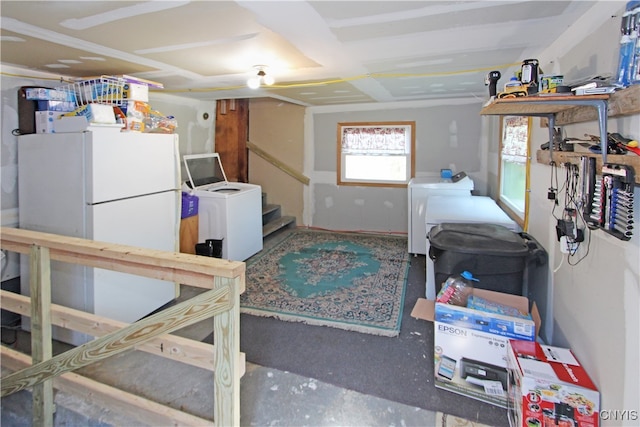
183, 153, 263, 261
407, 173, 474, 255
424, 195, 519, 299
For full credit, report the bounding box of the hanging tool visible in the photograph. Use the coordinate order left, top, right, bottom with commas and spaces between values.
589, 164, 636, 241
485, 70, 501, 98
540, 128, 574, 151
566, 133, 635, 155
608, 132, 640, 155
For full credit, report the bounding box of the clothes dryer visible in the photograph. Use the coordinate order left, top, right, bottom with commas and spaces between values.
407, 174, 474, 255
183, 153, 263, 261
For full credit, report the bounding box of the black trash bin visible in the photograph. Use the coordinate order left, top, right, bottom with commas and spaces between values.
428, 222, 547, 296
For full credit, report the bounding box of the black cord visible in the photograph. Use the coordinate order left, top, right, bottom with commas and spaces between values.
569, 217, 591, 265
561, 163, 589, 265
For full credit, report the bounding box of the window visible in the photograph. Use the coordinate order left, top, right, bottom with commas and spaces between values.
337, 121, 415, 187
498, 116, 531, 230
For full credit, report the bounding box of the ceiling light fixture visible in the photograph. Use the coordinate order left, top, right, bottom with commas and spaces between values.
247, 66, 274, 89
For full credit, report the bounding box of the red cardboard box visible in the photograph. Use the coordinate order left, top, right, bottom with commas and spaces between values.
507, 340, 600, 427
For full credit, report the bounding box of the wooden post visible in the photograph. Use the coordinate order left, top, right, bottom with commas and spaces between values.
0, 227, 246, 425
213, 276, 241, 427
29, 244, 54, 427
1, 287, 230, 397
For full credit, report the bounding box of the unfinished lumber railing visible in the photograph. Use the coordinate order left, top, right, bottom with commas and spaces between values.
0, 226, 245, 426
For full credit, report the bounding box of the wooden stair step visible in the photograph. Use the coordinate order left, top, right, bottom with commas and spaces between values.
262, 216, 296, 238
262, 203, 280, 216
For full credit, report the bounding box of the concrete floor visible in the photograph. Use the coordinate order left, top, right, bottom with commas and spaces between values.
1, 229, 495, 426
2, 328, 447, 427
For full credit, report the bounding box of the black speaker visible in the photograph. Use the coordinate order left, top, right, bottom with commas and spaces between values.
17, 86, 41, 135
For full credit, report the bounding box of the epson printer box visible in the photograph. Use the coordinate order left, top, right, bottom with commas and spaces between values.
411, 288, 540, 408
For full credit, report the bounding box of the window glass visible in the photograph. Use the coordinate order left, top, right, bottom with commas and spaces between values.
337, 122, 415, 187
499, 116, 530, 229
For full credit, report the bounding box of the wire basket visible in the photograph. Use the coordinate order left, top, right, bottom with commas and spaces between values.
57, 75, 125, 107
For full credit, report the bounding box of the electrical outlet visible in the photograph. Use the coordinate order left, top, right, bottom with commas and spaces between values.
559, 236, 578, 254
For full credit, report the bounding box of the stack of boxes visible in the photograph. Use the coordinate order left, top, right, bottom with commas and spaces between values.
413, 288, 540, 408
18, 75, 171, 134
19, 87, 77, 134
412, 287, 600, 426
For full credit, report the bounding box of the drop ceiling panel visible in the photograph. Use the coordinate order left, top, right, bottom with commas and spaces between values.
268, 79, 376, 106
368, 47, 524, 73
0, 1, 610, 106
325, 2, 574, 43
0, 29, 156, 78
309, 1, 432, 21
142, 30, 320, 77
374, 72, 487, 99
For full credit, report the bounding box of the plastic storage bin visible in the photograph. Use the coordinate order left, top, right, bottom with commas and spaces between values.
428, 222, 547, 296
181, 192, 199, 219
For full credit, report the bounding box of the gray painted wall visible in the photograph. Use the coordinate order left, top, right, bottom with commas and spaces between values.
522, 2, 639, 420
309, 100, 485, 233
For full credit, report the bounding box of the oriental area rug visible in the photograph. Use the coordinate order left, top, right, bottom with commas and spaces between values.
240, 229, 410, 337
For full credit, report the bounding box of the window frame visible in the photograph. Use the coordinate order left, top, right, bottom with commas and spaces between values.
497, 115, 531, 231
336, 121, 416, 188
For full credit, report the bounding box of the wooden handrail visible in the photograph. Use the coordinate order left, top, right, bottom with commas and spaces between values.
0, 227, 245, 426
0, 290, 241, 372
247, 140, 310, 185
1, 286, 230, 396
0, 227, 245, 291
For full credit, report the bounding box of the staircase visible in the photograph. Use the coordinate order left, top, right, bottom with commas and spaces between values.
261, 193, 296, 239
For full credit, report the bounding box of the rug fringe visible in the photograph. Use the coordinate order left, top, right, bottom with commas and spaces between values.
240, 308, 400, 338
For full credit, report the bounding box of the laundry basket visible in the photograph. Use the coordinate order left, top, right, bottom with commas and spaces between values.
57, 75, 125, 107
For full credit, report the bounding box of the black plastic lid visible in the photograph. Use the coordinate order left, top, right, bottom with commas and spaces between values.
428, 222, 529, 256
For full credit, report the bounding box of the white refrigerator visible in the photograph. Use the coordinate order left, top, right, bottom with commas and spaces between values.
18, 129, 181, 345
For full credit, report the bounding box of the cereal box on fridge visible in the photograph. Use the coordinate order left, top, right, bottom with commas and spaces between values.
507, 340, 600, 427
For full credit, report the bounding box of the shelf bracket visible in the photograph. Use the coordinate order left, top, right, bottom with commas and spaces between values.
593, 99, 608, 164
546, 114, 555, 162
503, 98, 610, 163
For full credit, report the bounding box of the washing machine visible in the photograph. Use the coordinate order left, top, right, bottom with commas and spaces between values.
407, 173, 474, 255
424, 195, 519, 299
183, 153, 263, 261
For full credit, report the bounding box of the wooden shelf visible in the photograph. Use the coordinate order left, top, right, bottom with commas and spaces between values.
480, 85, 640, 121
536, 150, 640, 184
481, 85, 640, 176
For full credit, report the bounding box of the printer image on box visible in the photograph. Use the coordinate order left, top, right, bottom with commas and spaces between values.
459, 357, 508, 391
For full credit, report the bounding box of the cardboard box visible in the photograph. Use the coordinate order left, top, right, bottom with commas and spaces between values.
507, 340, 600, 427
25, 87, 75, 102
435, 289, 538, 341
123, 82, 149, 102
411, 288, 540, 408
62, 104, 116, 124
35, 111, 64, 133
36, 100, 76, 112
